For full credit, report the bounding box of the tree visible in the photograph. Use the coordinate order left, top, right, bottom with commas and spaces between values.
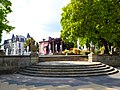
0, 0, 14, 43
24, 38, 38, 52
60, 0, 120, 54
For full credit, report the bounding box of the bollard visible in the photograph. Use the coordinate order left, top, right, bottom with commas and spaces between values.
88, 52, 93, 63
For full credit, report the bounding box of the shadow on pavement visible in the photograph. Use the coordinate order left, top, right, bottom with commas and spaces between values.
0, 68, 120, 88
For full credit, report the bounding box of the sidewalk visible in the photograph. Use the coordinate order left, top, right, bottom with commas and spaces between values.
0, 67, 120, 90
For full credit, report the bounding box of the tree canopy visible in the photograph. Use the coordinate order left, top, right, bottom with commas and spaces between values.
0, 0, 14, 43
60, 0, 120, 54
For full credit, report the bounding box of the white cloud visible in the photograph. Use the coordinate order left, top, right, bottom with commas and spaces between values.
2, 0, 70, 43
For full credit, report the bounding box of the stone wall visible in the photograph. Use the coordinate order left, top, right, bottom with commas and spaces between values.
1, 54, 120, 74
39, 55, 88, 62
93, 55, 120, 67
0, 55, 38, 74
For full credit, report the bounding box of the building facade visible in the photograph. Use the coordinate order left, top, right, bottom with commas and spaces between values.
4, 33, 31, 55
39, 37, 74, 55
11, 35, 26, 55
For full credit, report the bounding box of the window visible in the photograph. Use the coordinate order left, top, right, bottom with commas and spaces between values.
16, 50, 17, 54
21, 38, 25, 42
19, 49, 21, 54
19, 43, 21, 48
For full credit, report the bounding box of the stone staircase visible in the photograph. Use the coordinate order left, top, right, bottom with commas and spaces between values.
19, 61, 119, 77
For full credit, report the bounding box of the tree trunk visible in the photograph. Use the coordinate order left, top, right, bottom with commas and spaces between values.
103, 42, 109, 54
109, 43, 112, 51
101, 38, 109, 54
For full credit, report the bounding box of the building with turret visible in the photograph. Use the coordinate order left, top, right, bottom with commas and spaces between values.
3, 33, 32, 55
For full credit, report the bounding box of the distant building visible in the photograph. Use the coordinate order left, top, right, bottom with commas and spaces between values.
4, 39, 12, 55
39, 37, 74, 55
39, 37, 62, 55
12, 35, 26, 55
3, 33, 32, 55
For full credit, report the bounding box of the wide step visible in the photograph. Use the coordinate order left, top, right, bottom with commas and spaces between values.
19, 61, 119, 77
26, 64, 108, 71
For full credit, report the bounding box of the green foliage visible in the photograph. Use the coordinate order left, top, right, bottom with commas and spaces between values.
60, 0, 120, 53
78, 37, 87, 47
0, 0, 15, 43
24, 38, 31, 48
24, 38, 38, 52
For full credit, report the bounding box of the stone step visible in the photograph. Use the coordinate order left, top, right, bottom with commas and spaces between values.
25, 65, 110, 72
20, 67, 116, 75
30, 63, 106, 69
19, 61, 119, 77
19, 68, 118, 77
36, 62, 102, 66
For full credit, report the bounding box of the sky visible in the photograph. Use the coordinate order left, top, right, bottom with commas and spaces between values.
2, 0, 70, 43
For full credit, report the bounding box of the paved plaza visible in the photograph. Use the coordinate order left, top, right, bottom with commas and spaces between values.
0, 67, 120, 90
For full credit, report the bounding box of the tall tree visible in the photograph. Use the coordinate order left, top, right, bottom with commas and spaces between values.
0, 0, 14, 43
60, 0, 120, 54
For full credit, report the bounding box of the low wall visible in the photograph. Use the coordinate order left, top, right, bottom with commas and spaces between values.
0, 55, 38, 74
1, 54, 120, 74
39, 55, 88, 62
93, 55, 120, 67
